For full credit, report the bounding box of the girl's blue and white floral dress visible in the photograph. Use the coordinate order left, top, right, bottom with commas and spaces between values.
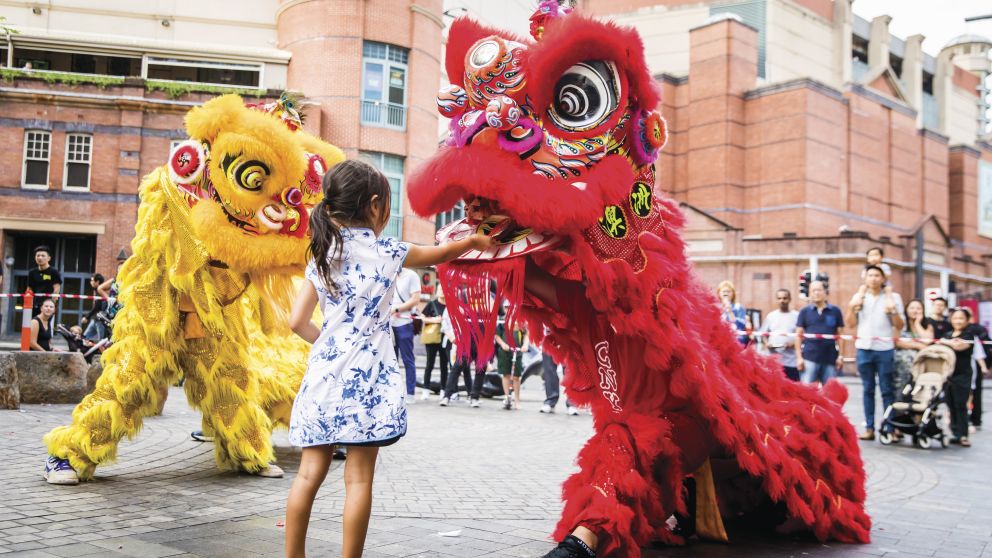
289, 227, 410, 447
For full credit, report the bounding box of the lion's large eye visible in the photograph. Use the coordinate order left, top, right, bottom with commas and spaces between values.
548, 61, 619, 132
222, 153, 269, 192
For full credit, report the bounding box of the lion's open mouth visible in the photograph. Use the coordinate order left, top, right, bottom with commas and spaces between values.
437, 196, 562, 261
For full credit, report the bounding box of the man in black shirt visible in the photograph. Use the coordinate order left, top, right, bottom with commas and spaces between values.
27, 246, 61, 316
930, 297, 951, 340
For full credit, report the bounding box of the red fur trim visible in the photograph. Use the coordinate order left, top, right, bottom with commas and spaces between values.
408, 147, 634, 233
445, 17, 529, 89
437, 258, 526, 367
526, 12, 661, 121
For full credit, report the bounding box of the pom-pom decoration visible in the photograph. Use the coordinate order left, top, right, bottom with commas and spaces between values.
437, 84, 468, 118
168, 140, 208, 185
303, 153, 326, 195
485, 96, 520, 130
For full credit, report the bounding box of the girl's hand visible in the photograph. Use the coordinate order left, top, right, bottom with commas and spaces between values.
468, 233, 495, 252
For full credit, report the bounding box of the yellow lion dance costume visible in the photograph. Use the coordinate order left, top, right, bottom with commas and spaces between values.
44, 94, 344, 481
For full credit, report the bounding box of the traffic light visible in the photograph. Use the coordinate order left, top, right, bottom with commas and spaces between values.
815, 272, 829, 294
799, 270, 812, 298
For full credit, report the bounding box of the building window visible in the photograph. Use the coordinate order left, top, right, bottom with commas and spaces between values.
64, 134, 92, 190
145, 56, 261, 88
852, 35, 869, 81
359, 151, 405, 239
22, 130, 51, 189
11, 47, 140, 75
361, 41, 408, 130
710, 1, 766, 79
436, 201, 465, 230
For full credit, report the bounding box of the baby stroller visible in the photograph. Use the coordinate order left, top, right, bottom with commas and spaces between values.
879, 344, 954, 449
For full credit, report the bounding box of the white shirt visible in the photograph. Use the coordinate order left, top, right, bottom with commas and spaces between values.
390, 268, 421, 327
852, 290, 904, 351
760, 309, 799, 367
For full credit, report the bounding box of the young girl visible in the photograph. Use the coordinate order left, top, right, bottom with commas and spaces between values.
284, 160, 492, 558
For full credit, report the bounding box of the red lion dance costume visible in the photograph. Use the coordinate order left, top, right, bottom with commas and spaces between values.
409, 2, 871, 557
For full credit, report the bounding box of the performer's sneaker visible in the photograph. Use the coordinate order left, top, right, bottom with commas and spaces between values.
540, 404, 555, 414
190, 430, 214, 443
439, 397, 450, 407
253, 463, 284, 478
44, 456, 79, 485
332, 447, 347, 460
567, 407, 580, 416
470, 398, 481, 408
541, 535, 596, 558
503, 396, 512, 410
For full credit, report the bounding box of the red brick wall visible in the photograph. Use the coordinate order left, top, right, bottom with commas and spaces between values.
277, 0, 442, 245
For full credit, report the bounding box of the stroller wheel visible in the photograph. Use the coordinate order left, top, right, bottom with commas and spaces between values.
914, 435, 932, 450
878, 431, 894, 445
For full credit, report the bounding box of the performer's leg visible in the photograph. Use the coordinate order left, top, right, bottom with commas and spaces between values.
424, 343, 438, 389
44, 323, 179, 479
971, 368, 983, 427
549, 415, 689, 558
439, 343, 450, 392
543, 354, 560, 408
186, 335, 275, 472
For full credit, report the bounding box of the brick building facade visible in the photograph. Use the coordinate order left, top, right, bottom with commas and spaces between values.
582, 0, 992, 325
0, 0, 443, 332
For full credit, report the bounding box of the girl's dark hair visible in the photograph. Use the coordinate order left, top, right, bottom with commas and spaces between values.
92, 273, 105, 284
308, 160, 391, 293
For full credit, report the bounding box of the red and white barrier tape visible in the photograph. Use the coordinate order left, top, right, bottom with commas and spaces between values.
740, 330, 992, 346
0, 293, 108, 301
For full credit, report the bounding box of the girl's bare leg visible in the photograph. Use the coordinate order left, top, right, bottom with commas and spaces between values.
285, 445, 334, 558
342, 446, 380, 558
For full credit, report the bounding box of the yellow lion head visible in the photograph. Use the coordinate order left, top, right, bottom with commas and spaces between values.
164, 94, 344, 271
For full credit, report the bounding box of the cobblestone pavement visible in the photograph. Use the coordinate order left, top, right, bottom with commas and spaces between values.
0, 375, 988, 558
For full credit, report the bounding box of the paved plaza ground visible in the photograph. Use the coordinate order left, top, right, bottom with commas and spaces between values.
0, 375, 989, 558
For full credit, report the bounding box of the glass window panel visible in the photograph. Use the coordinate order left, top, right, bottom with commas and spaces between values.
363, 62, 384, 101
25, 160, 48, 185
388, 68, 405, 104
383, 154, 404, 174
66, 162, 89, 188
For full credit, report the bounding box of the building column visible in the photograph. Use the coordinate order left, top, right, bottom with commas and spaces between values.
903, 34, 925, 118
833, 0, 854, 86
867, 14, 891, 72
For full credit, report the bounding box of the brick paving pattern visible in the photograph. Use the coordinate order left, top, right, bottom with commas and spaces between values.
0, 376, 988, 557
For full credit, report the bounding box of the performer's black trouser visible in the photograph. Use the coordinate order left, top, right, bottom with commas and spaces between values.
444, 341, 477, 397
424, 342, 448, 391
972, 370, 984, 427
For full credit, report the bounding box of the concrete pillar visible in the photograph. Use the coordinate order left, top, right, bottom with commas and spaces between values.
934, 47, 955, 135
833, 0, 854, 86
902, 34, 925, 115
867, 15, 891, 71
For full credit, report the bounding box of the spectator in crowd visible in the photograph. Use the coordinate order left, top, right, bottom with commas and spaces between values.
540, 350, 578, 415
439, 341, 485, 407
81, 273, 108, 342
930, 297, 951, 339
390, 267, 421, 401
27, 246, 61, 316
847, 265, 904, 441
893, 299, 934, 397
795, 281, 844, 385
716, 280, 749, 345
940, 308, 984, 447
760, 289, 800, 381
29, 298, 57, 352
419, 289, 448, 401
965, 314, 989, 431
496, 314, 528, 410
861, 247, 892, 280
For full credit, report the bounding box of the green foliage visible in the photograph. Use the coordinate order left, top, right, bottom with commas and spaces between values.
144, 80, 266, 100
0, 15, 19, 39
0, 68, 125, 88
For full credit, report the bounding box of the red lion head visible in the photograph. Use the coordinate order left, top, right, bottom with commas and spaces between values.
409, 7, 669, 361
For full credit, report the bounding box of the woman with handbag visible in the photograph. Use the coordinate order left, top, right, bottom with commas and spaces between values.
420, 289, 448, 400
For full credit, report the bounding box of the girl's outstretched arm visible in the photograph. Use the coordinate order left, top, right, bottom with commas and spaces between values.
289, 281, 321, 344
404, 233, 493, 269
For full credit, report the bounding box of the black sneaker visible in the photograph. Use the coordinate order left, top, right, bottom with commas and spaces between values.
541, 535, 596, 558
